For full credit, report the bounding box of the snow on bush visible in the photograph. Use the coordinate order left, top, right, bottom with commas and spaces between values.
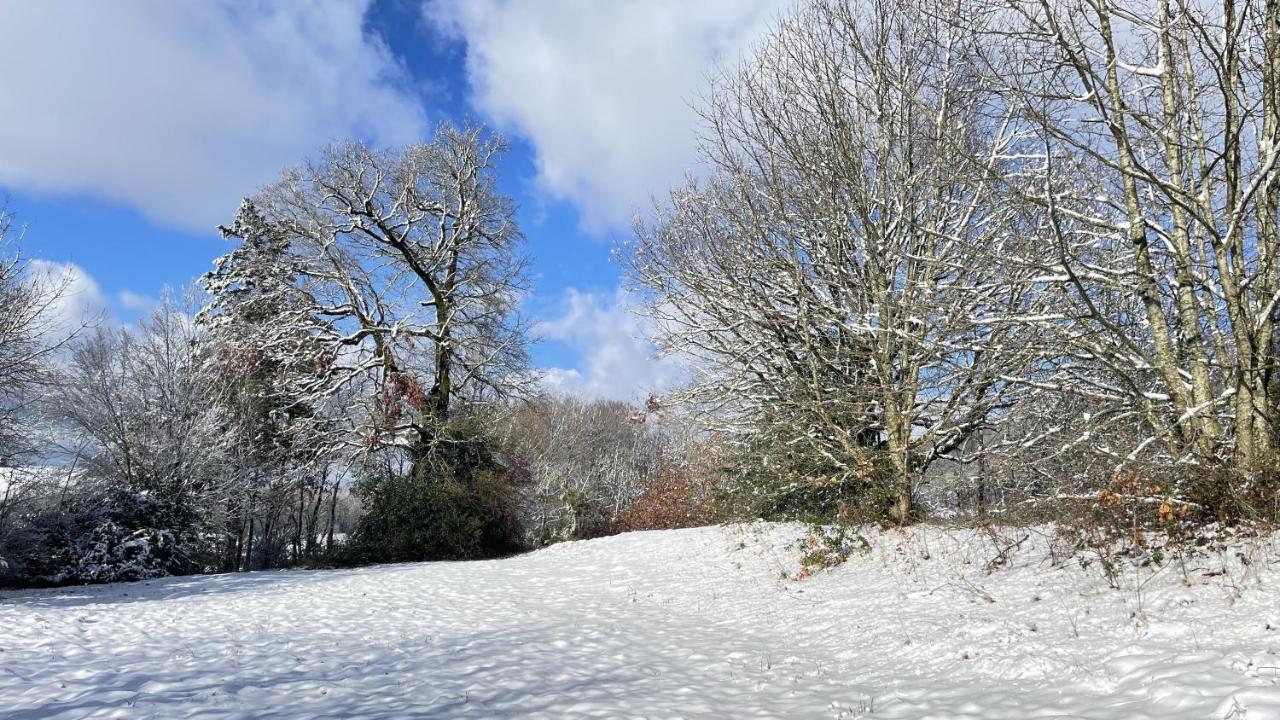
59, 520, 177, 584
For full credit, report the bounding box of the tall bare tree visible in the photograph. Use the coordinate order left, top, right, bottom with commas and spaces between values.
965, 0, 1280, 490
0, 212, 85, 578
205, 123, 533, 456
629, 0, 1035, 521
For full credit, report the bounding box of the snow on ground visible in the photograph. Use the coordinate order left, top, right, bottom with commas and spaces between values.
2, 523, 1280, 719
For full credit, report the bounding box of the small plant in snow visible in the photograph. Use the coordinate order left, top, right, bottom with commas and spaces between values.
796, 524, 870, 580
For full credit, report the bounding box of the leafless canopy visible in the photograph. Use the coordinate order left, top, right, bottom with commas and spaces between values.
203, 123, 533, 456
628, 0, 1039, 520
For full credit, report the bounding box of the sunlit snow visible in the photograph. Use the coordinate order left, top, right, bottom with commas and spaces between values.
3, 524, 1279, 718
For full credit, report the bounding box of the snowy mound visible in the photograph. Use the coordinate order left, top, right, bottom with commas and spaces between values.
2, 523, 1279, 719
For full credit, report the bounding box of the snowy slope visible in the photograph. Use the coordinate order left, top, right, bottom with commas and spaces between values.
2, 523, 1279, 719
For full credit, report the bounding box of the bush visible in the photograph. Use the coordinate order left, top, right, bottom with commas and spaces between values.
350, 420, 525, 563
1, 486, 211, 587
1182, 464, 1280, 526
1047, 469, 1240, 586
795, 524, 870, 580
351, 468, 523, 562
59, 521, 178, 583
0, 505, 61, 584
716, 444, 898, 526
612, 466, 718, 532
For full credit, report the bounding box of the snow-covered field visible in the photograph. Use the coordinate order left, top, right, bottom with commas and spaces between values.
3, 523, 1280, 719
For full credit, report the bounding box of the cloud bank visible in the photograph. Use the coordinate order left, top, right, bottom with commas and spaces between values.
431, 0, 788, 230
27, 260, 111, 339
0, 1, 425, 233
538, 288, 686, 402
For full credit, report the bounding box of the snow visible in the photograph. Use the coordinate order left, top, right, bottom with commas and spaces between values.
2, 523, 1279, 718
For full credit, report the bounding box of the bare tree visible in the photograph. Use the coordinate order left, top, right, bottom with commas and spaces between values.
31, 294, 234, 578
501, 396, 669, 543
964, 0, 1280, 492
0, 210, 82, 464
0, 211, 85, 577
628, 0, 1036, 521
52, 295, 230, 508
214, 124, 533, 457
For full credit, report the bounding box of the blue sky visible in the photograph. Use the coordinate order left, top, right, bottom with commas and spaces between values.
0, 0, 786, 400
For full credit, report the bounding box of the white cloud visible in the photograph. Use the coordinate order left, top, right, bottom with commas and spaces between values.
430, 0, 788, 230
28, 260, 111, 339
0, 1, 426, 233
117, 290, 159, 314
538, 288, 685, 401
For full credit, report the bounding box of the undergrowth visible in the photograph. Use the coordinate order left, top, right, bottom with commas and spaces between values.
794, 524, 871, 580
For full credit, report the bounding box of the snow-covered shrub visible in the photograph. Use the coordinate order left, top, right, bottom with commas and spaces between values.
0, 509, 63, 585
60, 521, 177, 584
795, 525, 870, 580
7, 487, 214, 586
1044, 469, 1253, 587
